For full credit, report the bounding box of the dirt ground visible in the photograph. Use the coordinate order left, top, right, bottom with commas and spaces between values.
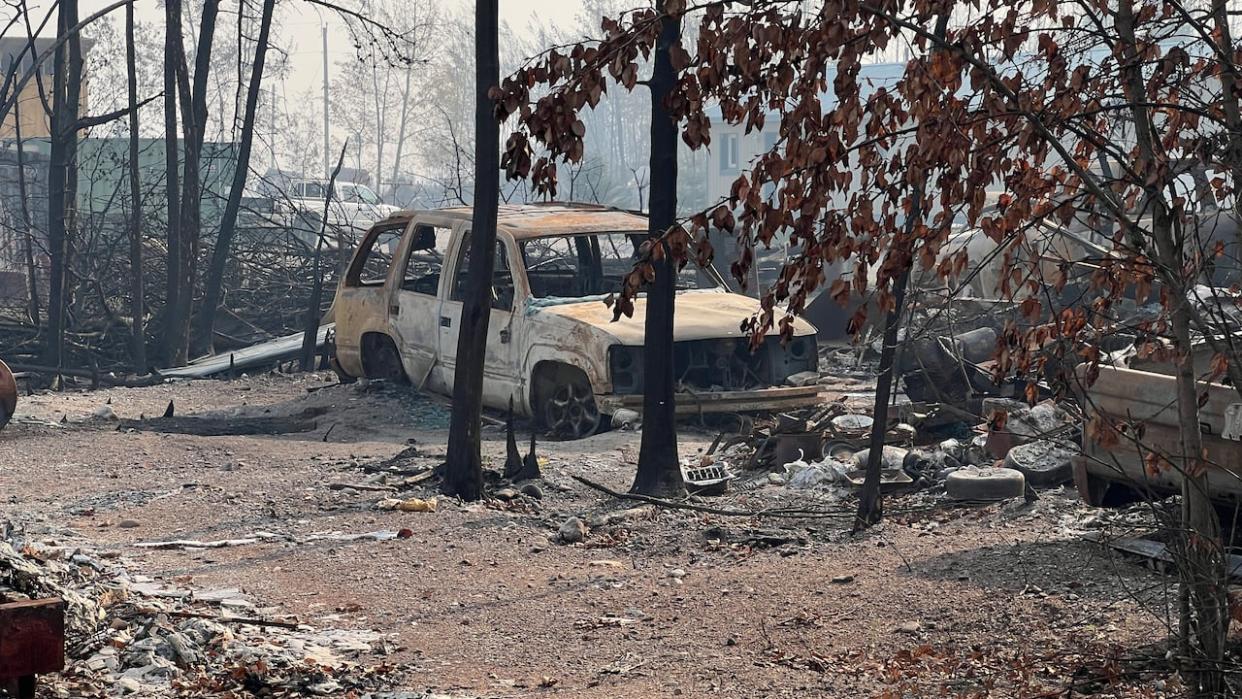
1, 373, 1195, 697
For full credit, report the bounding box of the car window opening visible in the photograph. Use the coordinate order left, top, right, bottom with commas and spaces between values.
520, 232, 716, 299
400, 225, 451, 295
452, 235, 515, 311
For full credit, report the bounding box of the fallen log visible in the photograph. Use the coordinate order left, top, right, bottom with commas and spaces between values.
4, 363, 162, 388
118, 408, 326, 436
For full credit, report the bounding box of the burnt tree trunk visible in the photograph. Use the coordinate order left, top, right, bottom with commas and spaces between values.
853, 270, 907, 529
44, 0, 82, 371
443, 0, 499, 502
1114, 1, 1227, 690
195, 0, 276, 356
302, 143, 347, 371
124, 0, 147, 373
166, 0, 219, 366
1170, 275, 1228, 697
630, 11, 686, 499
162, 0, 182, 364
12, 95, 39, 327
854, 189, 920, 530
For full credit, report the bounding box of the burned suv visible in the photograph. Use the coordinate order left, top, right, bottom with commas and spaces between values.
331, 203, 822, 438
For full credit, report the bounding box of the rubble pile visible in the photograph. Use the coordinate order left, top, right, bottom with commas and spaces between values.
0, 521, 408, 697
688, 322, 1088, 504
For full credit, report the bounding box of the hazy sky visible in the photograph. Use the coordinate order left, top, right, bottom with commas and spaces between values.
66, 0, 583, 99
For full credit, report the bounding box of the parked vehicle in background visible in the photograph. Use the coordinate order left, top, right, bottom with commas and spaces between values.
330, 203, 824, 439
276, 179, 400, 250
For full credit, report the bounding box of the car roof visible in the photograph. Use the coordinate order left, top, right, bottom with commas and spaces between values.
380, 202, 650, 240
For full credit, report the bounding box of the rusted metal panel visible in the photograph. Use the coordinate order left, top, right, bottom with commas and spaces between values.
0, 358, 14, 430
0, 598, 65, 680
1079, 365, 1242, 501
159, 326, 334, 379
599, 385, 825, 415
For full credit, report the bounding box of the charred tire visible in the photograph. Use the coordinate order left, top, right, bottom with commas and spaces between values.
945, 466, 1026, 501
360, 334, 407, 383
534, 363, 601, 440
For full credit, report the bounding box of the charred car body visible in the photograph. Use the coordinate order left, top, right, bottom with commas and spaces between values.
331, 203, 822, 438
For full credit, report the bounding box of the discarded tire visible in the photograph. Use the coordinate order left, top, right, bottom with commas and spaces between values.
0, 359, 14, 431
945, 466, 1026, 501
1004, 440, 1075, 487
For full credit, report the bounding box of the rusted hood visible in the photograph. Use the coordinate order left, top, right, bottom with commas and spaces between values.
532, 291, 816, 344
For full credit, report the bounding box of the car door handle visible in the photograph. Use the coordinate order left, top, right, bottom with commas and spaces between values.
440, 316, 452, 328
389, 303, 399, 315
499, 329, 510, 343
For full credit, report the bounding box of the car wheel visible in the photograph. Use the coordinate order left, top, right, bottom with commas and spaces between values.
541, 369, 600, 440
361, 335, 407, 383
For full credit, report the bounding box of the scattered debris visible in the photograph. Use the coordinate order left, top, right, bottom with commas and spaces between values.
558, 517, 588, 544
91, 404, 117, 420
681, 461, 734, 495
611, 408, 641, 430
135, 530, 411, 550
0, 521, 405, 697
390, 497, 437, 513
899, 327, 1001, 404
703, 526, 808, 549
1086, 533, 1242, 580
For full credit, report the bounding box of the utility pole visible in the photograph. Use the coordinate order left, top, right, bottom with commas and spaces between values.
322, 24, 330, 181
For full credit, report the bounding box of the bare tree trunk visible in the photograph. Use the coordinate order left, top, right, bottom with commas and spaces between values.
629, 11, 686, 499
195, 0, 276, 356
388, 65, 414, 201
371, 63, 386, 195
44, 0, 81, 372
1168, 276, 1228, 697
855, 187, 920, 529
124, 0, 147, 373
855, 273, 912, 529
166, 0, 219, 365
163, 0, 182, 365
443, 0, 499, 502
1211, 0, 1242, 229
1115, 1, 1227, 691
302, 144, 347, 371
12, 94, 40, 327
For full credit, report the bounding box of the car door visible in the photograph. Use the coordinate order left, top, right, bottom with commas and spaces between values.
389, 220, 454, 388
437, 227, 524, 408
333, 220, 409, 376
